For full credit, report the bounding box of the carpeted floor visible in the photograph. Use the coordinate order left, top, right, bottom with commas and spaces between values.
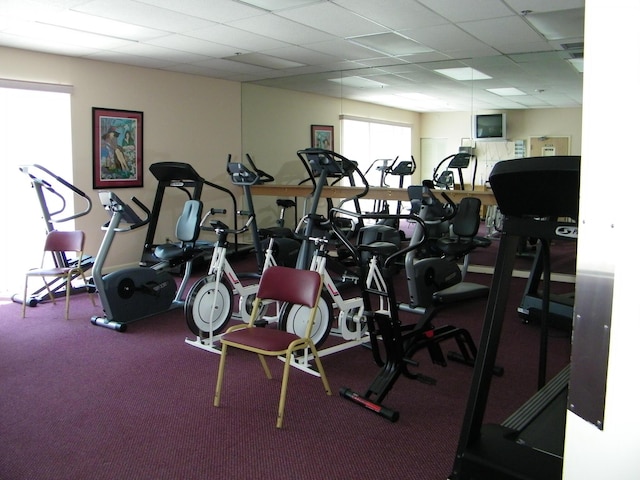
0, 233, 574, 480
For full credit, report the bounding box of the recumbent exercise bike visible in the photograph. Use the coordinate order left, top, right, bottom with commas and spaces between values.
91, 191, 204, 332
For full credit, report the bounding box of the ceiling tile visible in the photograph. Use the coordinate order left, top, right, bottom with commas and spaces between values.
276, 2, 388, 37
228, 13, 334, 45
460, 16, 543, 47
0, 0, 585, 111
147, 34, 242, 57
333, 0, 448, 30
135, 0, 264, 22
417, 0, 514, 23
187, 24, 290, 51
72, 0, 216, 32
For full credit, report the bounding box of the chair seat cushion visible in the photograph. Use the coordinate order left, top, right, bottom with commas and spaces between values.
27, 267, 72, 276
222, 327, 301, 352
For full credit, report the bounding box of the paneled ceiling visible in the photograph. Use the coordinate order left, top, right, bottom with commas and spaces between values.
0, 0, 584, 112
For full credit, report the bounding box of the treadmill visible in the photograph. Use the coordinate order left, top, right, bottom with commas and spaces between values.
450, 155, 580, 480
140, 162, 237, 267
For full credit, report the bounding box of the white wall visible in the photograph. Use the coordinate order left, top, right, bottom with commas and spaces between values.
563, 1, 640, 478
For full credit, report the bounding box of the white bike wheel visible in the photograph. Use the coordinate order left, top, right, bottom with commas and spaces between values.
184, 275, 233, 337
279, 291, 333, 347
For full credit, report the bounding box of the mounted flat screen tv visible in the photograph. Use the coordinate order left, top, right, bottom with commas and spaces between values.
473, 113, 506, 141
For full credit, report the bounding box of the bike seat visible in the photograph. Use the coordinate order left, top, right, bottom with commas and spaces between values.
258, 227, 294, 239
276, 199, 296, 209
358, 241, 399, 258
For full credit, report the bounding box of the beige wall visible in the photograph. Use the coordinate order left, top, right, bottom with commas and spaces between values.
241, 83, 421, 226
420, 108, 583, 187
1, 46, 242, 270
240, 83, 421, 182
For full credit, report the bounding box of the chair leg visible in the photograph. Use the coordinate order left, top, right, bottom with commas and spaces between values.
22, 276, 28, 318
64, 276, 72, 320
80, 271, 96, 307
258, 354, 272, 379
276, 351, 294, 429
214, 343, 229, 407
42, 278, 56, 305
308, 343, 332, 396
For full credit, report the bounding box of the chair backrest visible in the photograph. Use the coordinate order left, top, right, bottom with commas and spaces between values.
257, 266, 322, 308
175, 200, 203, 243
451, 197, 481, 238
44, 230, 85, 253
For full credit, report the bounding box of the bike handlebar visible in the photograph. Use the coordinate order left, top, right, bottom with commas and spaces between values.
201, 209, 255, 235
20, 163, 93, 223
329, 207, 429, 270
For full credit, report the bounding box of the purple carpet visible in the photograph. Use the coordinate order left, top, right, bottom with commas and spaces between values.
0, 235, 573, 480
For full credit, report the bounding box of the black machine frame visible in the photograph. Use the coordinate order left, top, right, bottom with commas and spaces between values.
140, 162, 237, 267
450, 155, 580, 480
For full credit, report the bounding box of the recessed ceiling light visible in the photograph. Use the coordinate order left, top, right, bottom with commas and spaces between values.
434, 67, 491, 81
487, 87, 527, 96
329, 76, 387, 88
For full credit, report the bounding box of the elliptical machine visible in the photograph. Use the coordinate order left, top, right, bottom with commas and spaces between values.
15, 164, 95, 307
333, 183, 500, 421
91, 191, 203, 332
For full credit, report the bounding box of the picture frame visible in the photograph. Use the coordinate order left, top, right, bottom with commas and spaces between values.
311, 124, 334, 151
92, 107, 143, 189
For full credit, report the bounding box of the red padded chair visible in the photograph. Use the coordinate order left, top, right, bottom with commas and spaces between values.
213, 265, 332, 428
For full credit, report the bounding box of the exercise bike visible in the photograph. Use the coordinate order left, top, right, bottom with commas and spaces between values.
183, 210, 303, 352
332, 187, 501, 421
270, 149, 407, 375
91, 191, 203, 332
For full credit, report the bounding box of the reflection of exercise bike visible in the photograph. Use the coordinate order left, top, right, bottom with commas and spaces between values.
333, 187, 501, 421
364, 156, 416, 212
432, 152, 477, 190
91, 192, 203, 332
242, 154, 298, 241
226, 155, 300, 269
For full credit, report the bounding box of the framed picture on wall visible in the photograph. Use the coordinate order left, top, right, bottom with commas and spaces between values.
92, 107, 143, 189
311, 124, 334, 151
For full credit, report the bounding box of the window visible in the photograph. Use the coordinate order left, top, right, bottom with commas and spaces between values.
0, 84, 73, 298
340, 116, 413, 213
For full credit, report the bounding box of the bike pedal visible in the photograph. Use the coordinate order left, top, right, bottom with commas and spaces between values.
415, 374, 437, 386
254, 320, 268, 328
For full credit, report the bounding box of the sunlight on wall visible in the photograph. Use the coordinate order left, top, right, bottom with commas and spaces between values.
0, 87, 72, 298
